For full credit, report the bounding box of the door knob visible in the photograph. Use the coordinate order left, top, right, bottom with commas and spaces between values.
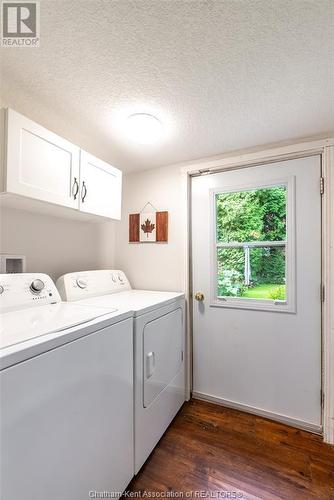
194, 292, 204, 301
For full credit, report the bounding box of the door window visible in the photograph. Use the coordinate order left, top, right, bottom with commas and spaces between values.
212, 180, 295, 312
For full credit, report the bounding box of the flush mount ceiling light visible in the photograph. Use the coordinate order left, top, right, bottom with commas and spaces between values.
126, 113, 163, 144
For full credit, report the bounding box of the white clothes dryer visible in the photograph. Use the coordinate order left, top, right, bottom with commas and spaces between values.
57, 269, 186, 473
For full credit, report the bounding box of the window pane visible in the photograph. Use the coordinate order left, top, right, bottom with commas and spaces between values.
244, 246, 286, 300
217, 246, 286, 300
217, 248, 245, 297
216, 186, 287, 243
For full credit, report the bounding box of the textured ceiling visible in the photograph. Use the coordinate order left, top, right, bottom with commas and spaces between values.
1, 0, 334, 172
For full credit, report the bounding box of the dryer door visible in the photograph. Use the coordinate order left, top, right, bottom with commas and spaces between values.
143, 307, 183, 408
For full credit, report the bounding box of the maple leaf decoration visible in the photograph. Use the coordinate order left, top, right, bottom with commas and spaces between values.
141, 218, 155, 237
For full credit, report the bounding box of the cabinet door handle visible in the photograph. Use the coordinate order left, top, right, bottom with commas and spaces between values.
72, 177, 79, 200
81, 181, 87, 203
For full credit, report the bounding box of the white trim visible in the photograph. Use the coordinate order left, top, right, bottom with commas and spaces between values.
192, 392, 322, 435
209, 176, 296, 313
216, 241, 286, 248
181, 137, 334, 175
181, 169, 192, 401
181, 136, 334, 443
322, 145, 334, 444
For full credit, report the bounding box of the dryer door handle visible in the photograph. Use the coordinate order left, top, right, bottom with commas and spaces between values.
146, 351, 155, 379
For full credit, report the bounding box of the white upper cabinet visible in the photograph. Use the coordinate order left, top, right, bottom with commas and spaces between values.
79, 151, 122, 220
1, 109, 122, 220
5, 109, 80, 209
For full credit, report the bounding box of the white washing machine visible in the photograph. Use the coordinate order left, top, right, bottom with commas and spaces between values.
0, 273, 134, 500
57, 269, 186, 473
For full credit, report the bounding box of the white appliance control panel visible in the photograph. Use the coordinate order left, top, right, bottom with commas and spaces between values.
0, 273, 61, 313
56, 270, 131, 302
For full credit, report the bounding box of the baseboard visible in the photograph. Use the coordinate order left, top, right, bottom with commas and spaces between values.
192, 392, 322, 435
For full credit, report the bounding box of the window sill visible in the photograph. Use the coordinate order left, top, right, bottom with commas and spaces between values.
210, 297, 296, 314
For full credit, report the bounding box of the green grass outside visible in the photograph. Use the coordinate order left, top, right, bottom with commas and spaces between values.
241, 283, 286, 299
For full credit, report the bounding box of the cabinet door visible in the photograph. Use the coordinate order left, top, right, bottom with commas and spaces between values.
6, 109, 80, 209
79, 150, 122, 219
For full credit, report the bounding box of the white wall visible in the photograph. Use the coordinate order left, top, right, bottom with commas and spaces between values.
104, 165, 186, 291
0, 162, 184, 289
98, 219, 117, 270
0, 207, 109, 281
0, 163, 184, 288
0, 96, 184, 288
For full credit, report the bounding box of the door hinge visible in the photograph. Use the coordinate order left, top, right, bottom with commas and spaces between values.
320, 176, 325, 195
181, 350, 184, 362
321, 390, 325, 409
321, 284, 325, 303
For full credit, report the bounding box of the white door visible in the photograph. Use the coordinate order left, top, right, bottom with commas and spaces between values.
6, 109, 80, 209
79, 150, 122, 219
191, 156, 322, 430
1, 319, 134, 500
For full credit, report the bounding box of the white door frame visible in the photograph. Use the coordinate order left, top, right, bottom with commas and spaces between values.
181, 137, 334, 444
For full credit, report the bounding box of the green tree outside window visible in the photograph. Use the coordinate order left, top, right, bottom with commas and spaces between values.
216, 186, 287, 300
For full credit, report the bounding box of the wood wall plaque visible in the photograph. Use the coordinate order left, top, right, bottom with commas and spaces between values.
156, 211, 168, 242
129, 211, 168, 243
129, 214, 140, 242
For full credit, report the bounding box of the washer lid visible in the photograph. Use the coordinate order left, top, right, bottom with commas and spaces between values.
0, 302, 117, 349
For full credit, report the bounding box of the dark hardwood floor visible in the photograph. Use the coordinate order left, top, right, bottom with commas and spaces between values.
127, 399, 334, 499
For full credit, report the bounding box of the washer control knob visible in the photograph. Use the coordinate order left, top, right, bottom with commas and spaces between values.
76, 278, 87, 289
118, 274, 123, 282
0, 285, 4, 294
111, 275, 116, 283
30, 279, 45, 294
